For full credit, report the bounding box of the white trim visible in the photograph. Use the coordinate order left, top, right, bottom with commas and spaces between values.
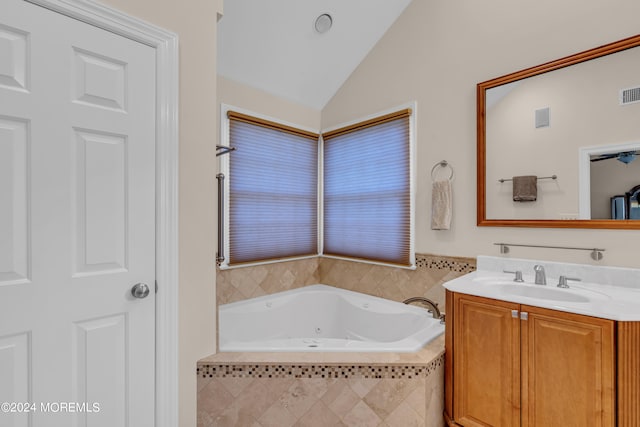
24, 1, 180, 426
320, 254, 417, 270
217, 255, 319, 270
578, 141, 640, 220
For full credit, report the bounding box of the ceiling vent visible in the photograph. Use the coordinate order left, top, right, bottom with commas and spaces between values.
620, 86, 640, 105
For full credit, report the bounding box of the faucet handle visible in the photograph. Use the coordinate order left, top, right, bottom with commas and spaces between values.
557, 276, 581, 288
503, 270, 524, 282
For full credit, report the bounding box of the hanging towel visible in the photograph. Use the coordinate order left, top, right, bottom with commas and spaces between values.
512, 175, 537, 201
431, 180, 452, 230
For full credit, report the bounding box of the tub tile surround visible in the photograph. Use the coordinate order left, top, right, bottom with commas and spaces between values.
197, 340, 445, 427
206, 254, 471, 426
217, 254, 476, 309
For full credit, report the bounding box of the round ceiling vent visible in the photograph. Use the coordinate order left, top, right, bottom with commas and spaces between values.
314, 13, 333, 34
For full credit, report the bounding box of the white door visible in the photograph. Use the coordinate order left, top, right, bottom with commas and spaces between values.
0, 1, 156, 426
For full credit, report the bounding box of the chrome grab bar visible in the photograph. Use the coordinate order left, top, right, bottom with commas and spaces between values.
216, 173, 225, 264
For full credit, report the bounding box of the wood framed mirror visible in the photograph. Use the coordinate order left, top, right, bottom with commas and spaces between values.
478, 34, 640, 229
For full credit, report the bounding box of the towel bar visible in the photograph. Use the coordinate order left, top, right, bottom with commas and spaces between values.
494, 242, 604, 261
499, 174, 557, 183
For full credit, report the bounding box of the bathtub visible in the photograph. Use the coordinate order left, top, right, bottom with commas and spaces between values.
219, 284, 445, 352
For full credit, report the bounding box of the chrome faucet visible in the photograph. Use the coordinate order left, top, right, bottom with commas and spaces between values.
534, 265, 546, 285
403, 297, 442, 320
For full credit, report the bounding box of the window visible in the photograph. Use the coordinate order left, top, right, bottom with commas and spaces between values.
225, 111, 319, 265
221, 106, 414, 268
322, 109, 413, 266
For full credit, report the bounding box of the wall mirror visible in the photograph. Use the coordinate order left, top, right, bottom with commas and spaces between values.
478, 34, 640, 229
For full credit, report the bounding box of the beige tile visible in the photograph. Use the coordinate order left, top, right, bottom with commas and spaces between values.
230, 268, 260, 297
342, 401, 382, 427
258, 401, 298, 427
323, 380, 360, 419
234, 380, 278, 420
347, 378, 381, 399
295, 400, 346, 427
197, 406, 215, 427
265, 377, 296, 398
384, 401, 423, 427
227, 288, 249, 304
249, 265, 270, 284
198, 378, 235, 419
403, 381, 427, 418
198, 376, 211, 393
279, 269, 297, 288
363, 379, 419, 420
249, 285, 268, 299
213, 400, 259, 427
216, 276, 236, 305
279, 379, 323, 419
424, 364, 445, 427
218, 377, 255, 398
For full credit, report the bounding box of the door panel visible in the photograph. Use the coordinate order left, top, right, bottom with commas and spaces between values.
0, 1, 155, 426
521, 306, 615, 427
74, 314, 127, 427
0, 333, 30, 427
73, 129, 128, 275
72, 48, 127, 112
0, 24, 29, 92
0, 117, 29, 285
453, 294, 521, 427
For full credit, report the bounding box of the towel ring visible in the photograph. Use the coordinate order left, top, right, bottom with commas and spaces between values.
431, 160, 454, 181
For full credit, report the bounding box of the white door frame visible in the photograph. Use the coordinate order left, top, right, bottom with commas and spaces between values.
578, 141, 640, 219
24, 0, 179, 426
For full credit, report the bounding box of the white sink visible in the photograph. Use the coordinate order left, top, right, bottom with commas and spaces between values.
492, 284, 590, 303
442, 256, 640, 321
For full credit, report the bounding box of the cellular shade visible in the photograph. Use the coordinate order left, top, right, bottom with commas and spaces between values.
228, 112, 319, 265
323, 110, 411, 266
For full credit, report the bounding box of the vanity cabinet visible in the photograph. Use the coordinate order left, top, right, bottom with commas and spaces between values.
444, 291, 616, 427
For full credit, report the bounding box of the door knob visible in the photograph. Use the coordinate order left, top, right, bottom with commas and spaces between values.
131, 283, 150, 299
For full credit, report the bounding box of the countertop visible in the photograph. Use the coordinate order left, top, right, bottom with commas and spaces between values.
444, 265, 640, 321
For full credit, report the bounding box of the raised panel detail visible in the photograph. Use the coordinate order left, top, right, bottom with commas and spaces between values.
73, 48, 127, 111
0, 117, 30, 285
0, 24, 29, 92
0, 333, 31, 427
73, 129, 127, 276
74, 315, 127, 427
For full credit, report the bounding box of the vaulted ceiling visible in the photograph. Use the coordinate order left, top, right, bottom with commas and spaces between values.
217, 0, 414, 110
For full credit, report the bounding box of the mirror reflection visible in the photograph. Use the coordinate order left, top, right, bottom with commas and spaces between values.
479, 35, 640, 227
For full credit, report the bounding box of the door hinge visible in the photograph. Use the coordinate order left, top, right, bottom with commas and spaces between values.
155, 280, 158, 294
511, 310, 519, 318
520, 312, 528, 320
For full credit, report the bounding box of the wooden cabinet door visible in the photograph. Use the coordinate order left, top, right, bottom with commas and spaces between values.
521, 305, 615, 427
453, 294, 521, 427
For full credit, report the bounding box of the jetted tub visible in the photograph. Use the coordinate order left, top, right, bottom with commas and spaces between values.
219, 284, 445, 352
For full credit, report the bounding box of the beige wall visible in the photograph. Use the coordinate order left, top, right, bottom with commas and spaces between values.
322, 0, 639, 268
218, 76, 321, 130
96, 0, 220, 426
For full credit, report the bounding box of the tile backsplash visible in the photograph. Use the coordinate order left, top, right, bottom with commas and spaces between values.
217, 254, 476, 309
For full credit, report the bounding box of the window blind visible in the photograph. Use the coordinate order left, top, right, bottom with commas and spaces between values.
228, 113, 319, 265
322, 110, 411, 266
